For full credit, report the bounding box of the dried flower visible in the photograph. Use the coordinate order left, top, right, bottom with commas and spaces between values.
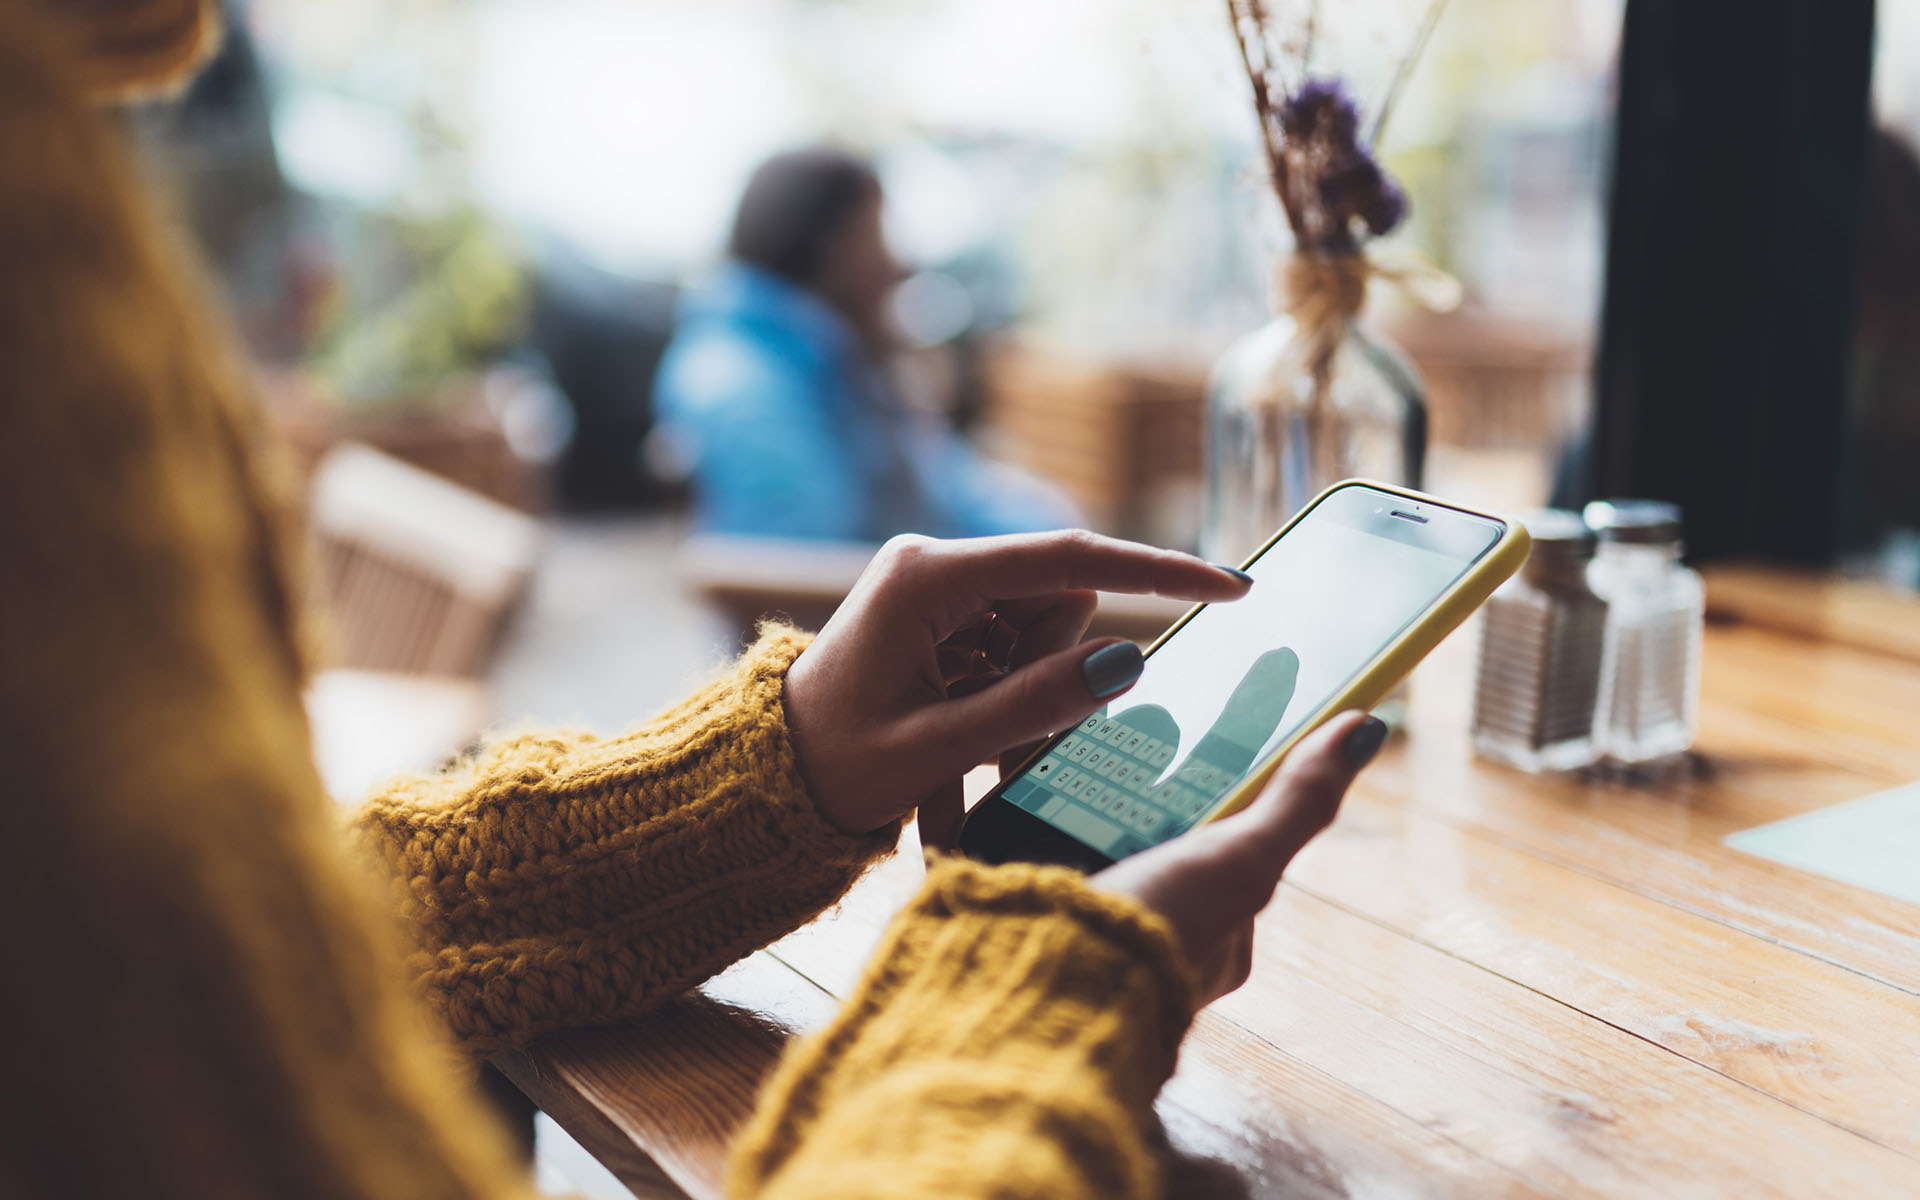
1226, 1, 1442, 253
1277, 76, 1407, 247
1278, 77, 1359, 143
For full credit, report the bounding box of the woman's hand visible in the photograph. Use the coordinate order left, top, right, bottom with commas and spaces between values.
782, 530, 1252, 845
1093, 710, 1387, 1006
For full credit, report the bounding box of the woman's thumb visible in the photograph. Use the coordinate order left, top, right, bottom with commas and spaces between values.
1236, 709, 1385, 864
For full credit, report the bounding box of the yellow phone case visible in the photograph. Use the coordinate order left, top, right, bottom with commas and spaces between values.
1149, 478, 1529, 828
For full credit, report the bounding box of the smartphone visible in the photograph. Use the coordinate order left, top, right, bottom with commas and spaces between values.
955, 480, 1530, 870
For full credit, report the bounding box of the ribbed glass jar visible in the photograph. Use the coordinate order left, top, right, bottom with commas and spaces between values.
1472, 509, 1610, 772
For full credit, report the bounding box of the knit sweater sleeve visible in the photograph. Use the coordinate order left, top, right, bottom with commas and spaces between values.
348, 626, 899, 1055
728, 857, 1198, 1200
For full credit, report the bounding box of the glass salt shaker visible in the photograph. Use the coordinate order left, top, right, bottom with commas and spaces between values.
1472, 509, 1610, 772
1584, 500, 1704, 767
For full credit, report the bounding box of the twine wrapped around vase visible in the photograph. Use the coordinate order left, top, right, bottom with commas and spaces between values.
1273, 248, 1460, 486
1277, 251, 1371, 393
1276, 248, 1464, 385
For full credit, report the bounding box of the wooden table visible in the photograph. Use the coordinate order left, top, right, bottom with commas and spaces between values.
498, 575, 1920, 1198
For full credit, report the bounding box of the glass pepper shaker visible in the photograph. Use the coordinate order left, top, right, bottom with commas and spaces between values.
1584, 499, 1704, 767
1472, 509, 1611, 772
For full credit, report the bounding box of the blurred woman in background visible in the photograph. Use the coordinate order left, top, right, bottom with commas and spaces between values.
656, 148, 1078, 541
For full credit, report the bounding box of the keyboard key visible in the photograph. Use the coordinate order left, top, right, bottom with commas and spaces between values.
1063, 773, 1090, 797
1123, 731, 1147, 754
1093, 719, 1119, 741
1094, 757, 1121, 778
1066, 738, 1092, 762
1109, 762, 1135, 787
1082, 747, 1108, 770
1104, 723, 1133, 746
1179, 763, 1226, 790
1050, 804, 1124, 854
1148, 743, 1176, 768
1081, 714, 1104, 732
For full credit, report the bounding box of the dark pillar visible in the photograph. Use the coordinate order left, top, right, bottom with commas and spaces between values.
1588, 0, 1876, 565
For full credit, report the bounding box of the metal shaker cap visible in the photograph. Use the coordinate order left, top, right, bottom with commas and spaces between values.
1519, 508, 1596, 557
1582, 499, 1683, 545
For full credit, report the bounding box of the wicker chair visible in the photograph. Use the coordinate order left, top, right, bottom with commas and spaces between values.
307, 443, 540, 677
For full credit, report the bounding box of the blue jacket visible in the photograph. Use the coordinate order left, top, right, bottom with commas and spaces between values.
654, 265, 1075, 541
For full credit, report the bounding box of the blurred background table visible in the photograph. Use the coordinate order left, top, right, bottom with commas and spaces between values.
494, 570, 1920, 1199
306, 669, 489, 803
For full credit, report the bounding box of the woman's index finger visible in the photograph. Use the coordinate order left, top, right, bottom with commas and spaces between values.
930, 530, 1252, 607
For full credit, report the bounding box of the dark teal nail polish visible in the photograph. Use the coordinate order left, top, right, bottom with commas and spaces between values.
1344, 716, 1389, 769
1212, 563, 1255, 585
1083, 642, 1145, 699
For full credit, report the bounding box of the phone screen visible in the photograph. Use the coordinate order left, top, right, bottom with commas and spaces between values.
996, 487, 1504, 860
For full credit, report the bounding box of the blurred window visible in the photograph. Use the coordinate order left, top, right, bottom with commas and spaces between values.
247, 0, 1622, 362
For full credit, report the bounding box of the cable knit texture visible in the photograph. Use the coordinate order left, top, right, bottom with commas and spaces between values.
349, 627, 900, 1054
1, 1, 1202, 1196
730, 857, 1199, 1200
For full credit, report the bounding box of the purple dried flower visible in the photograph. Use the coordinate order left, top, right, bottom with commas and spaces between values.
1366, 175, 1408, 235
1278, 75, 1410, 246
1321, 152, 1409, 237
1279, 77, 1361, 143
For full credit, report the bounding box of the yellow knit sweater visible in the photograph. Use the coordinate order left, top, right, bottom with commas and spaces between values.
0, 3, 1198, 1197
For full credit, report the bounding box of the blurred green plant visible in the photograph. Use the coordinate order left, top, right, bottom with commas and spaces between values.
304, 206, 526, 412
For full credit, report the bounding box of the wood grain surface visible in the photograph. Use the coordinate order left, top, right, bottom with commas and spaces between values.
501, 572, 1920, 1198
1705, 565, 1920, 665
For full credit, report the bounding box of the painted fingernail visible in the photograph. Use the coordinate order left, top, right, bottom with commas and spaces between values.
1212, 563, 1255, 585
1344, 716, 1389, 769
1083, 641, 1145, 699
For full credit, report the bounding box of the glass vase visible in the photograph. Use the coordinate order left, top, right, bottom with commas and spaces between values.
1200, 313, 1428, 565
